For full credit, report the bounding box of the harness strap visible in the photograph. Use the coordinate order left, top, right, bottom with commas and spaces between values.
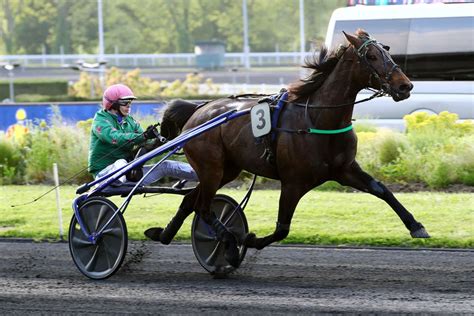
275, 124, 353, 135
271, 91, 288, 141
308, 124, 353, 134
285, 90, 384, 109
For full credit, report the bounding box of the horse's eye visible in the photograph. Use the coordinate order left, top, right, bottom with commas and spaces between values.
383, 45, 390, 51
367, 54, 377, 61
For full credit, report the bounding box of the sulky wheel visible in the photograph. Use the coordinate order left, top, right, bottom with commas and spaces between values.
191, 194, 248, 275
69, 197, 127, 280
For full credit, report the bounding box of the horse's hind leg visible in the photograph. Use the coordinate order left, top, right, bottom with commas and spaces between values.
196, 168, 242, 268
336, 161, 429, 238
144, 186, 200, 244
245, 183, 308, 250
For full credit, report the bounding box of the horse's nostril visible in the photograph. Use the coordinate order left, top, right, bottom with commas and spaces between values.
399, 83, 413, 92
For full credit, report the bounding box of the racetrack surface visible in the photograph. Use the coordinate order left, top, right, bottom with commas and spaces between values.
0, 240, 472, 315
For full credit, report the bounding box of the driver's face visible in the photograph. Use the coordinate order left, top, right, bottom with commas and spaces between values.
118, 102, 131, 116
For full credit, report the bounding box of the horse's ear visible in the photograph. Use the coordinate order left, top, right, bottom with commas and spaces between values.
343, 31, 363, 49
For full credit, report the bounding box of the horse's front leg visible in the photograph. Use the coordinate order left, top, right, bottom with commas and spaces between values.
144, 185, 199, 244
336, 161, 430, 238
244, 183, 307, 250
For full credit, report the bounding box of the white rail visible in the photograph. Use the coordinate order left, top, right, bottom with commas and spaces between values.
0, 52, 316, 68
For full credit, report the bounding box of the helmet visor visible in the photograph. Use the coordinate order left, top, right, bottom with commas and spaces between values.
115, 97, 136, 107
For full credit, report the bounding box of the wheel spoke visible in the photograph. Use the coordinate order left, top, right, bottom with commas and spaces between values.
194, 230, 216, 242
72, 236, 94, 248
218, 203, 233, 222
102, 227, 123, 238
85, 245, 100, 272
94, 205, 109, 231
101, 242, 113, 270
205, 241, 222, 266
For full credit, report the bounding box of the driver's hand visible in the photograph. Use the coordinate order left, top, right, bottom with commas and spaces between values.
144, 125, 159, 139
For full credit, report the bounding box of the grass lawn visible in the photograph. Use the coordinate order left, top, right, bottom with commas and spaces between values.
0, 185, 472, 248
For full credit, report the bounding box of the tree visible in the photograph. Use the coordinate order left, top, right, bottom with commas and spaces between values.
0, 0, 347, 55
53, 0, 73, 54
0, 0, 20, 54
15, 0, 57, 54
69, 0, 99, 53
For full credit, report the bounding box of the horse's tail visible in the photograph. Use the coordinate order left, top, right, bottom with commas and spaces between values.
160, 99, 199, 140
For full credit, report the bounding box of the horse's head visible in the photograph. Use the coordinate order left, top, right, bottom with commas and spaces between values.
343, 30, 413, 102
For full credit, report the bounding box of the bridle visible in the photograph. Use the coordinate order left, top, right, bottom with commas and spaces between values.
282, 36, 400, 110
355, 37, 400, 95
267, 36, 402, 135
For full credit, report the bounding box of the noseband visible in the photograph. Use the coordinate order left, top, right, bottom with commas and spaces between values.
355, 38, 400, 94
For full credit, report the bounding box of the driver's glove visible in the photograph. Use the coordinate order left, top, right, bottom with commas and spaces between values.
144, 125, 160, 139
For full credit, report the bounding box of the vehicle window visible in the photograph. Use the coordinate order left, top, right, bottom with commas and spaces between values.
331, 19, 410, 69
406, 17, 474, 80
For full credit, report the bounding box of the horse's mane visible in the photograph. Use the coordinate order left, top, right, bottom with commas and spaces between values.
288, 29, 369, 102
287, 46, 342, 101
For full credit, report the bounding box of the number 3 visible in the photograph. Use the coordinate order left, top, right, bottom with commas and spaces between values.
256, 109, 266, 130
251, 102, 271, 138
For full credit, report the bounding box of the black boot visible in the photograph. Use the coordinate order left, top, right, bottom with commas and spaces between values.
211, 218, 240, 268
144, 208, 188, 244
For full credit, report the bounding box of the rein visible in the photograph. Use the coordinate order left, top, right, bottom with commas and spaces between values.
269, 36, 396, 135
269, 90, 384, 135
11, 122, 161, 208
282, 89, 385, 109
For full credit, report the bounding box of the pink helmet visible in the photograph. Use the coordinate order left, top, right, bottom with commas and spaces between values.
102, 84, 136, 110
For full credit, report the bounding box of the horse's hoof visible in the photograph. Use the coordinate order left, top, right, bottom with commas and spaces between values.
212, 266, 231, 279
144, 227, 164, 241
243, 232, 257, 248
225, 243, 240, 268
224, 242, 240, 268
410, 227, 430, 238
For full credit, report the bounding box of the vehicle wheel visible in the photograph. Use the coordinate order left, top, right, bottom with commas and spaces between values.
69, 197, 127, 280
191, 194, 248, 275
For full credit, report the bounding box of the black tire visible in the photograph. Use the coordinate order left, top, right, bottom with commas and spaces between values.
68, 197, 128, 280
191, 194, 248, 275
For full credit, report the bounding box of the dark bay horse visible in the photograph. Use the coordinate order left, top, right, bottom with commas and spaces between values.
145, 30, 430, 267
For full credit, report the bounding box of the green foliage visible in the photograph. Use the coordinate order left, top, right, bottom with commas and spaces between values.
378, 134, 406, 165
354, 122, 377, 133
405, 111, 473, 136
160, 73, 219, 97
14, 0, 56, 54
0, 138, 22, 184
0, 0, 345, 54
356, 112, 474, 188
0, 106, 92, 185
14, 94, 90, 103
23, 111, 92, 184
0, 79, 68, 100
2, 107, 472, 189
69, 67, 219, 99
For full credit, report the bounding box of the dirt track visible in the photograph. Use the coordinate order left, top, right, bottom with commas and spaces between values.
0, 240, 472, 315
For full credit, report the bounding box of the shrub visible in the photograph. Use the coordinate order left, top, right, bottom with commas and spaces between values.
356, 112, 474, 188
69, 67, 219, 99
354, 122, 377, 133
14, 94, 89, 103
23, 106, 92, 184
0, 79, 68, 100
2, 107, 472, 188
378, 133, 406, 165
0, 138, 23, 184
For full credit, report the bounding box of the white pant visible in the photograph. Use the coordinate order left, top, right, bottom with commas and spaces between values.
95, 159, 198, 186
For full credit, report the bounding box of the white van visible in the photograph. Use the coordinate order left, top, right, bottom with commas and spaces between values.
325, 3, 474, 129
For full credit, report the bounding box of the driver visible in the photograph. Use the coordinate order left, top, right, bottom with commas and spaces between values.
88, 83, 197, 186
